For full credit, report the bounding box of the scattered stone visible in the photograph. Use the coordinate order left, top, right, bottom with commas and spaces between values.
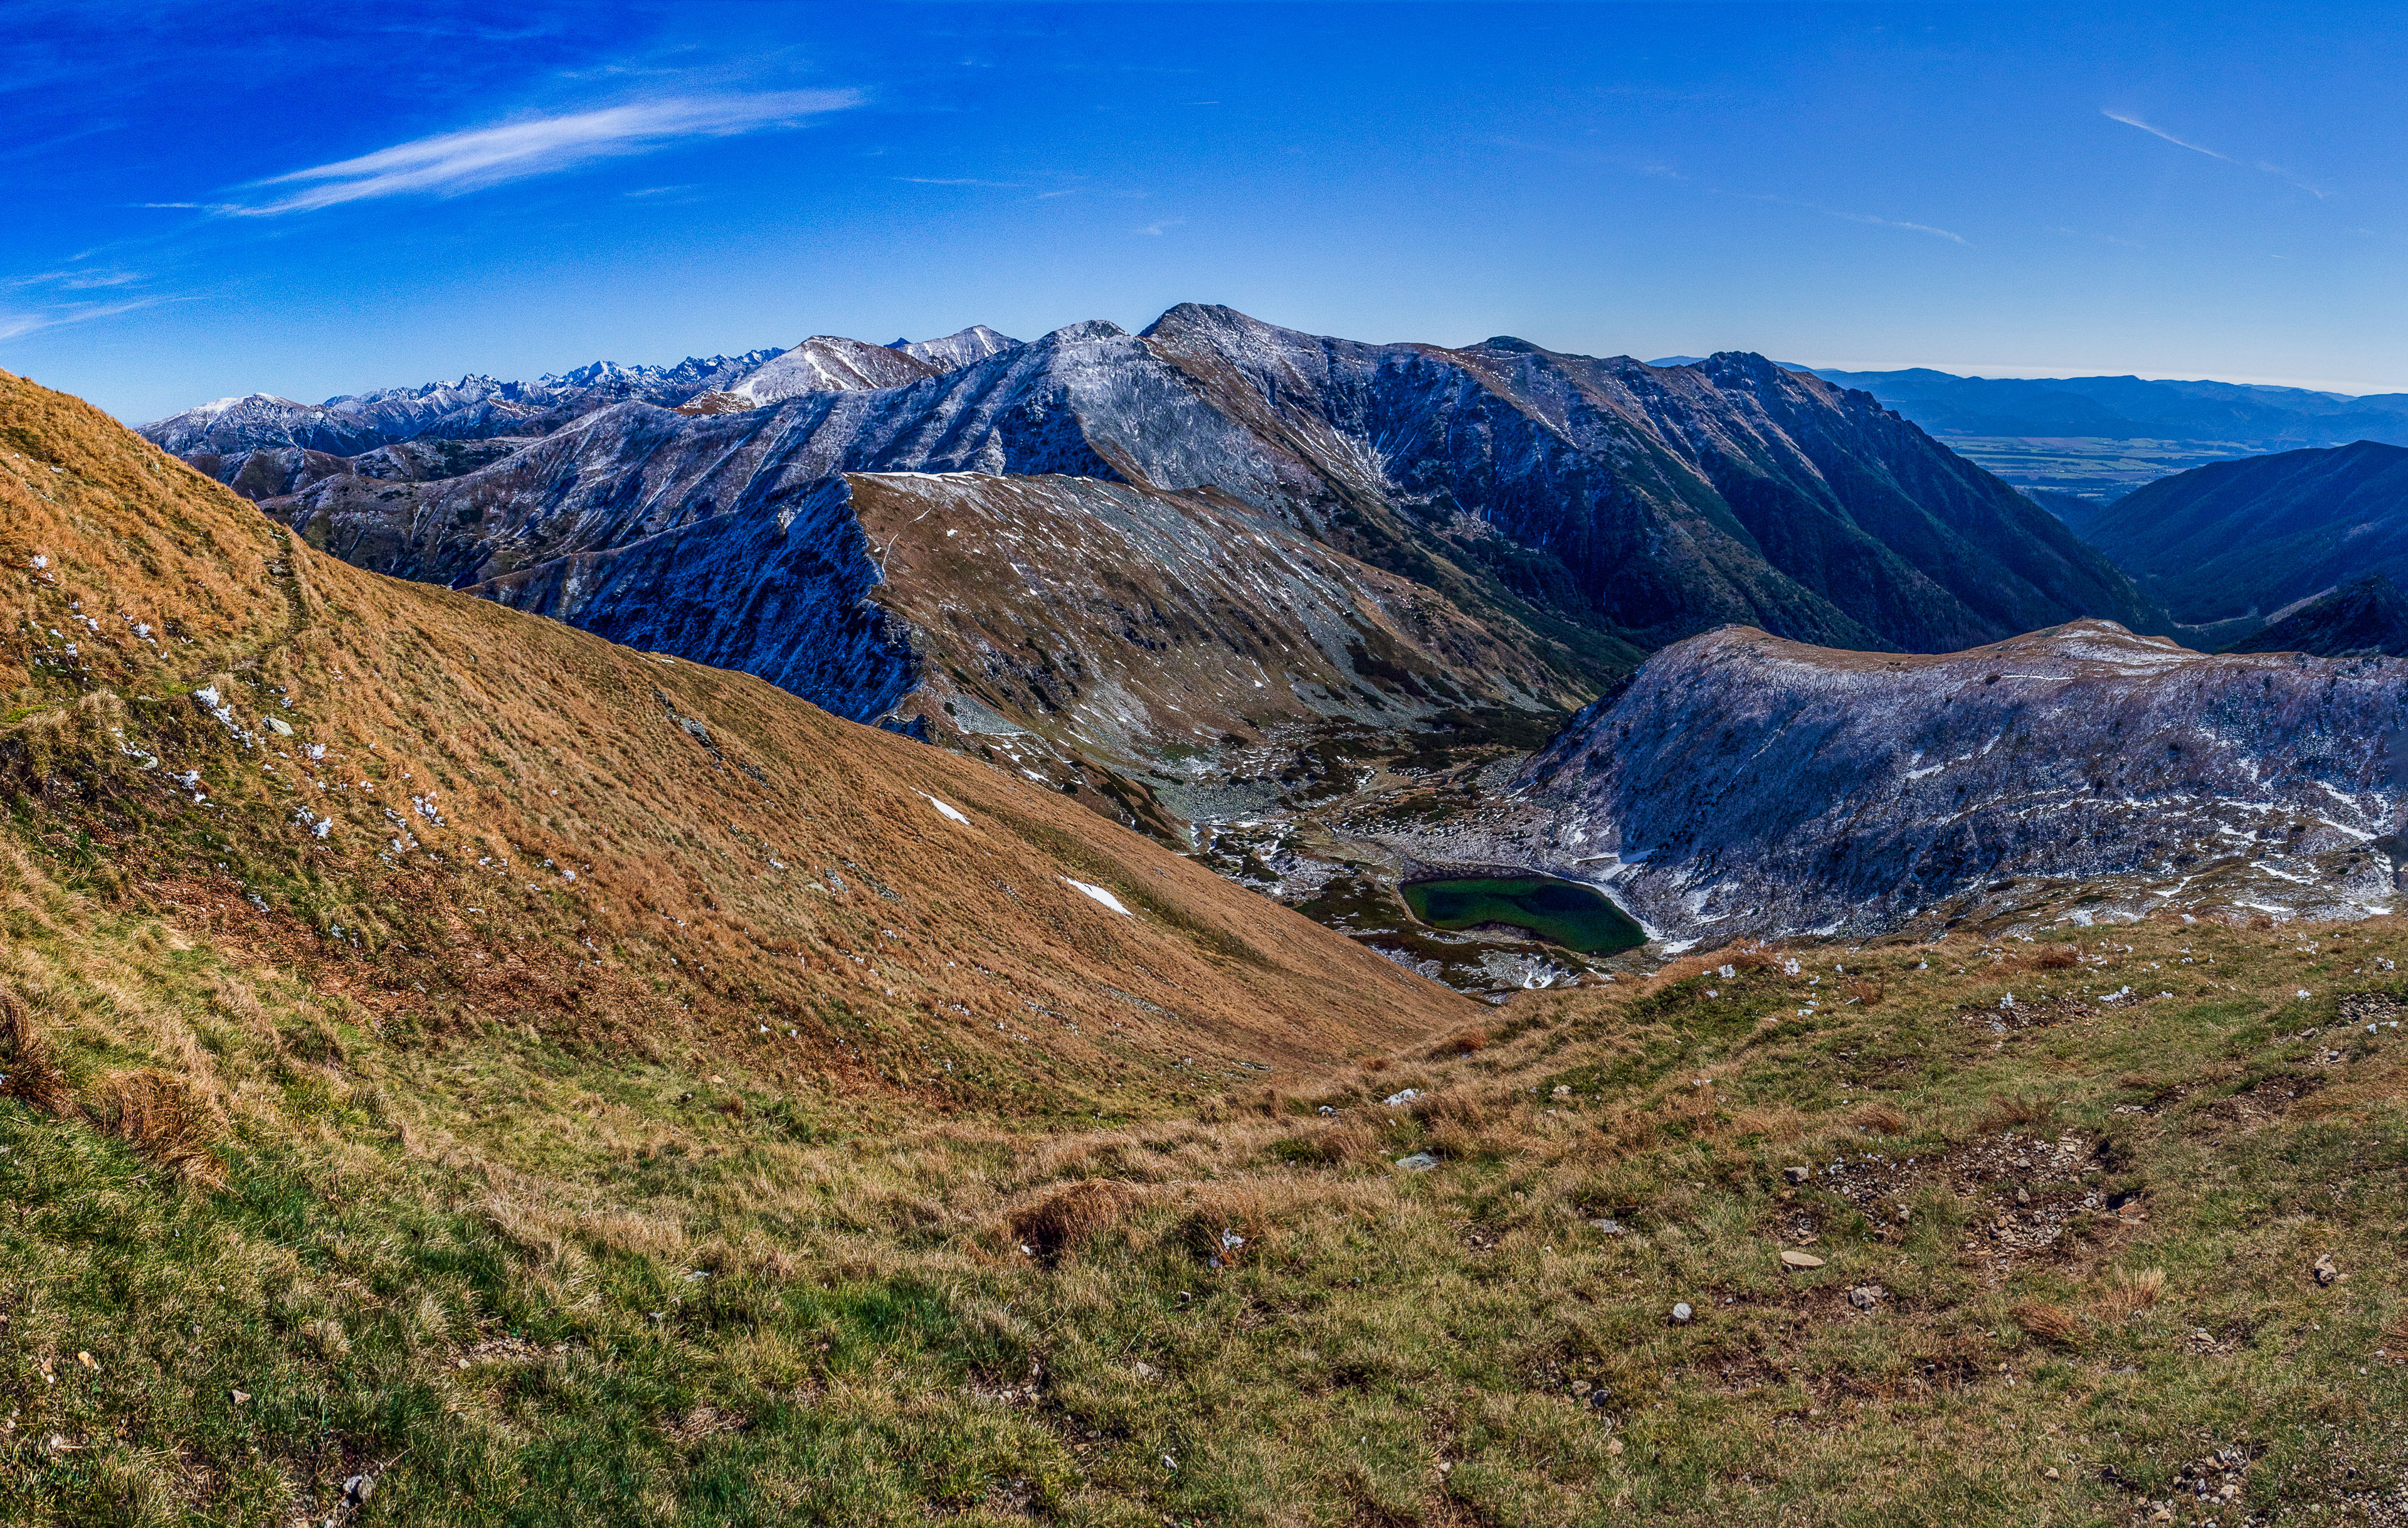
1782, 1165, 1811, 1184
342, 1475, 374, 1507
1780, 1249, 1826, 1269
1588, 1218, 1624, 1235
1133, 1360, 1158, 1381
2313, 1253, 2340, 1286
1383, 1088, 1422, 1108
2043, 1467, 2060, 1480
1551, 1085, 1570, 1096
1395, 1152, 1439, 1172
1670, 1302, 1693, 1324
229, 1389, 250, 1405
1847, 1285, 1883, 1311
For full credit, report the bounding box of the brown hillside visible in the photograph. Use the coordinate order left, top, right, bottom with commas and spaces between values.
0, 370, 1469, 1119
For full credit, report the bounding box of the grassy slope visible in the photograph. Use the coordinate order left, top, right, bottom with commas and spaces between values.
1, 374, 2404, 1525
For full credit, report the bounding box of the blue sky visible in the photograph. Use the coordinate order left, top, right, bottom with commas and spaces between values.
6, 1, 2404, 422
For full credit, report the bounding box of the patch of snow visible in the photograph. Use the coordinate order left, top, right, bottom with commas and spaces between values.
1061, 878, 1131, 915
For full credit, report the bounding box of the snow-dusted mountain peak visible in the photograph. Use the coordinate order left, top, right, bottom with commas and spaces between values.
888, 324, 1022, 372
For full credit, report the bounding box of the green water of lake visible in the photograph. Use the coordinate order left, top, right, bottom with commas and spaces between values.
1400, 876, 1646, 955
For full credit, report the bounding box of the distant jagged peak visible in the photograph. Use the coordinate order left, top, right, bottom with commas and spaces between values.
1040, 318, 1133, 345
887, 324, 1022, 372
723, 336, 941, 406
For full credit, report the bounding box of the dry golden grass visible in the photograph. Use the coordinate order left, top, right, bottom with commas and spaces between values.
1006, 1178, 1146, 1263
2093, 1266, 2168, 1322
1851, 1101, 1908, 1135
86, 1067, 224, 1188
0, 987, 71, 1115
2010, 1298, 2081, 1345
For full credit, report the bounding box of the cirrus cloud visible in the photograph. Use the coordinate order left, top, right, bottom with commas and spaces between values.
230, 90, 862, 216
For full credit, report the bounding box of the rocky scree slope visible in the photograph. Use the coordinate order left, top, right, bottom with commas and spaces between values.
1510, 620, 2407, 942
2083, 440, 2408, 635
6, 368, 1466, 1111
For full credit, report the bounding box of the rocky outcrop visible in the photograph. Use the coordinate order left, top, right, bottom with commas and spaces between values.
1513, 621, 2407, 941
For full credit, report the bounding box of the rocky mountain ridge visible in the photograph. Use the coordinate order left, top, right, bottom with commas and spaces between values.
1499, 620, 2405, 942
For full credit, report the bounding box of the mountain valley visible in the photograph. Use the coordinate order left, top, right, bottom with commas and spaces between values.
4, 337, 2407, 1524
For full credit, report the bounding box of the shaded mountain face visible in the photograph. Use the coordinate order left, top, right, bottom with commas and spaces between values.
2081, 441, 2408, 627
1505, 621, 2404, 943
2226, 574, 2408, 658
245, 304, 2159, 670
7, 369, 1465, 1101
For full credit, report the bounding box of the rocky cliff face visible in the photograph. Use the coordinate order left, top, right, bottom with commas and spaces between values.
1511, 621, 2406, 942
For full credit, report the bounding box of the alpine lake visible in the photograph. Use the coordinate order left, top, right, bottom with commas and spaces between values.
1400, 875, 1646, 955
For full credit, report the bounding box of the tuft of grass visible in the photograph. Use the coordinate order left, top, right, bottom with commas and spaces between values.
87, 1066, 223, 1189
0, 986, 71, 1115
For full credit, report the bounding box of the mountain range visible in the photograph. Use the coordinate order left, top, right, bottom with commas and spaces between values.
139, 305, 2167, 829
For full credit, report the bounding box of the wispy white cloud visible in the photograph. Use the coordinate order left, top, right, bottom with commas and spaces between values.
0, 297, 159, 342
229, 90, 861, 216
1751, 194, 1966, 244
896, 176, 1025, 188
2101, 109, 2330, 198
1133, 218, 1185, 236
2101, 108, 2235, 164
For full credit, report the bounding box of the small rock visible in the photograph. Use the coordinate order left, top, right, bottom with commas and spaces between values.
229, 1389, 250, 1405
2016, 1186, 2030, 1206
1395, 1152, 1439, 1172
1847, 1285, 1883, 1311
1607, 1438, 1625, 1455
75, 1351, 96, 1371
1588, 1218, 1624, 1235
2043, 1466, 2060, 1480
343, 1475, 374, 1505
1670, 1302, 1693, 1324
2313, 1253, 2339, 1286
1383, 1088, 1421, 1107
1551, 1085, 1571, 1096
1780, 1249, 1826, 1269
1782, 1165, 1811, 1185
1133, 1360, 1158, 1381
